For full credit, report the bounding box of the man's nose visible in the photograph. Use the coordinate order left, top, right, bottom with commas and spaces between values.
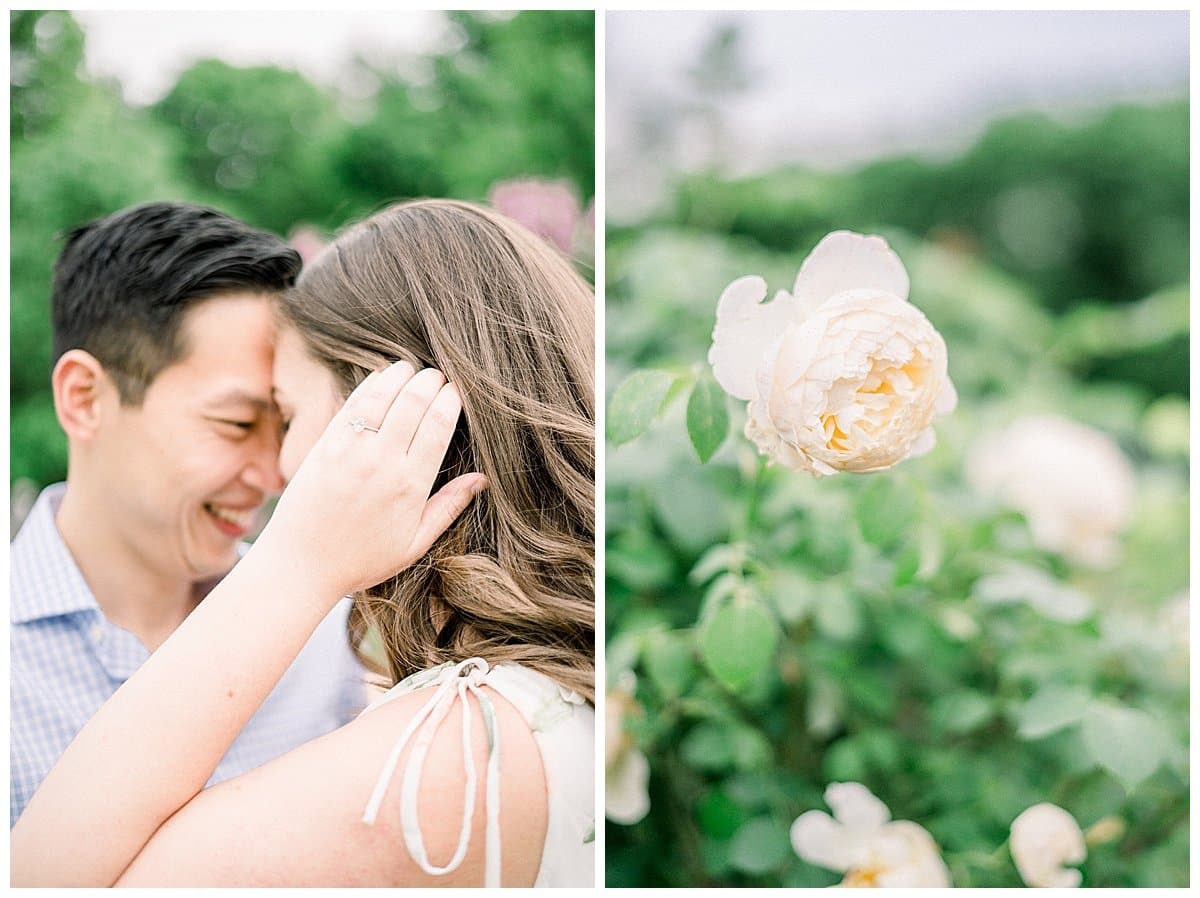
243, 426, 285, 494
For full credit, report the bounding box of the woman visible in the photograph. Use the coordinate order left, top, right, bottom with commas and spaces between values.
11, 200, 595, 887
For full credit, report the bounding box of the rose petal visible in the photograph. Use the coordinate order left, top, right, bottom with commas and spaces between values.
1010, 803, 1086, 889
792, 231, 910, 309
709, 276, 799, 400
909, 428, 937, 458
790, 810, 853, 872
870, 821, 953, 888
605, 748, 650, 825
825, 781, 891, 829
935, 377, 958, 415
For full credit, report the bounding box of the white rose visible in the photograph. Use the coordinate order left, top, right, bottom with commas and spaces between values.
1010, 803, 1086, 888
605, 683, 650, 825
968, 415, 1135, 568
709, 230, 956, 477
790, 781, 952, 887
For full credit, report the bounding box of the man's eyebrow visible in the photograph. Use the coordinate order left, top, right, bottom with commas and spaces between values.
203, 389, 273, 411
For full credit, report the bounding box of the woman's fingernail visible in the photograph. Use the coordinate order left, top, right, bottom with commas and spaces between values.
470, 476, 488, 497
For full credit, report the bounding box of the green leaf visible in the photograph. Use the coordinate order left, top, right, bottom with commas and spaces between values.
698, 572, 743, 623
892, 543, 921, 586
1081, 702, 1166, 788
730, 725, 773, 770
812, 589, 861, 642
769, 569, 817, 625
855, 477, 918, 550
686, 375, 730, 462
689, 542, 743, 585
697, 789, 747, 839
680, 720, 734, 771
700, 836, 733, 877
606, 369, 680, 445
824, 737, 868, 783
728, 817, 791, 875
698, 598, 779, 692
1016, 684, 1092, 740
930, 691, 994, 735
643, 630, 697, 700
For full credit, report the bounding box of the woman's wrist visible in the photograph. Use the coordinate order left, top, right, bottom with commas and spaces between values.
239, 525, 351, 615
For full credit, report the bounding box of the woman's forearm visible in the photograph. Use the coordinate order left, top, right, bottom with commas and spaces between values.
10, 539, 341, 887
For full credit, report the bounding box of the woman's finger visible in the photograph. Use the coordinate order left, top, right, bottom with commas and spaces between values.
405, 382, 463, 476
406, 473, 487, 562
379, 367, 447, 451
337, 360, 416, 433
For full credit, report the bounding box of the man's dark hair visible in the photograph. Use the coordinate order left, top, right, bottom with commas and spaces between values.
51, 201, 302, 404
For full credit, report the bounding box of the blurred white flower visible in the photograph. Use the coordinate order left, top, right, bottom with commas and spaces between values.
709, 231, 956, 477
790, 782, 952, 887
967, 415, 1135, 568
1010, 803, 1086, 888
488, 178, 584, 255
605, 680, 650, 825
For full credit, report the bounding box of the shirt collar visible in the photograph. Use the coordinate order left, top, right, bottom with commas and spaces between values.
11, 483, 103, 624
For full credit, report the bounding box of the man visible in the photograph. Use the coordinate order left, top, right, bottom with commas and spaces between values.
11, 202, 365, 826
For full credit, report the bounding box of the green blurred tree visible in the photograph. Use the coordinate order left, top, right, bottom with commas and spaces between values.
670, 101, 1187, 311
336, 10, 594, 207
11, 11, 188, 488
152, 61, 349, 234
10, 10, 89, 140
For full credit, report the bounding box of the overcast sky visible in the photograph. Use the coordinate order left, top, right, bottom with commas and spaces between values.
607, 10, 1188, 220
75, 10, 453, 105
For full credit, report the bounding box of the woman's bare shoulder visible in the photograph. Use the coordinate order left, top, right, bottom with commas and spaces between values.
115, 681, 549, 887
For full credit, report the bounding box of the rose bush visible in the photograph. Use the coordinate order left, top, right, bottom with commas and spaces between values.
605, 213, 1188, 887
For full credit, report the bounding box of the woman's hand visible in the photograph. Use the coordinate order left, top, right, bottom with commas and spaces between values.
259, 361, 486, 599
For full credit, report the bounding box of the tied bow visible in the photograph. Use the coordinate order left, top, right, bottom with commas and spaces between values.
362, 657, 503, 887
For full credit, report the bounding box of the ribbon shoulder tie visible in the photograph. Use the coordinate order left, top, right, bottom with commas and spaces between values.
361, 657, 503, 887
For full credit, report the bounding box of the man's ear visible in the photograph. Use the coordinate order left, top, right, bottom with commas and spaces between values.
52, 350, 116, 442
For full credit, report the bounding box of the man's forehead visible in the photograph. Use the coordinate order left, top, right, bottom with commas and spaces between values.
177, 290, 280, 345
165, 293, 279, 397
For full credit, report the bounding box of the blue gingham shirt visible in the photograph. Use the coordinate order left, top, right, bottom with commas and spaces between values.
10, 483, 368, 827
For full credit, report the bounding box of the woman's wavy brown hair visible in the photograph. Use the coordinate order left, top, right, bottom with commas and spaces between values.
280, 199, 594, 701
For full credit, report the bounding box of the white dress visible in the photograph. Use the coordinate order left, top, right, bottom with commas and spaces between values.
357, 657, 595, 887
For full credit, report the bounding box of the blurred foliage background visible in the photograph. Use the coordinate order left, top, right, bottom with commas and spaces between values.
605, 18, 1188, 890
10, 9, 594, 507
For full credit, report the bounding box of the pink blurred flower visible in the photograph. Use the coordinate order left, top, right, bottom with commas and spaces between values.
289, 226, 328, 264
488, 178, 584, 254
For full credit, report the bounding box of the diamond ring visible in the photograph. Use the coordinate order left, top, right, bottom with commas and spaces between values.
349, 416, 381, 434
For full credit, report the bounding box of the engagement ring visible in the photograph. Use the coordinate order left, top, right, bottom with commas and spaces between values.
350, 416, 380, 434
